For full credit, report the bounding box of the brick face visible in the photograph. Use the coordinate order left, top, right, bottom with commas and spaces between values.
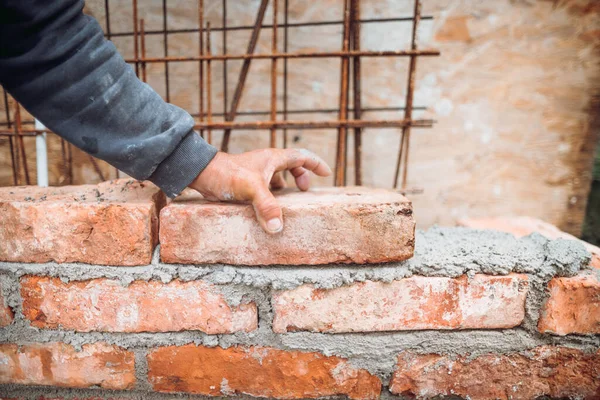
21, 276, 257, 333
273, 274, 528, 333
0, 281, 13, 327
0, 179, 164, 266
390, 347, 600, 400
160, 187, 415, 265
147, 345, 381, 399
0, 342, 135, 390
538, 274, 600, 335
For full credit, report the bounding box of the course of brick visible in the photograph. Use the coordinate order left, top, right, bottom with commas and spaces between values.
390, 347, 600, 400
0, 342, 135, 390
273, 274, 528, 333
147, 345, 381, 399
160, 187, 415, 265
20, 276, 257, 333
0, 180, 598, 399
0, 180, 164, 266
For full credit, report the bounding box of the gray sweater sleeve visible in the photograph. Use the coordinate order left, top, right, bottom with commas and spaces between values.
0, 0, 217, 197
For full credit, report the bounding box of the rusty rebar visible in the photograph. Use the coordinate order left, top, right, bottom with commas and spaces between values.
14, 103, 30, 185
132, 0, 139, 77
162, 0, 170, 102
3, 88, 17, 185
67, 141, 73, 184
198, 0, 204, 138
140, 19, 147, 82
270, 0, 278, 148
282, 0, 289, 150
60, 138, 68, 184
206, 22, 212, 144
334, 0, 352, 186
222, 0, 228, 133
192, 118, 433, 131
394, 0, 421, 190
104, 0, 111, 39
351, 0, 362, 185
89, 156, 106, 181
125, 49, 439, 64
221, 0, 270, 152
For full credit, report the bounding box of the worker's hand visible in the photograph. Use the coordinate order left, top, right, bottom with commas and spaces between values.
188, 148, 331, 234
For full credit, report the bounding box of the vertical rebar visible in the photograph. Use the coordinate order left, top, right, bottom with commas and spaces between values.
132, 0, 139, 77
221, 0, 269, 152
162, 0, 171, 102
351, 0, 362, 185
270, 0, 278, 148
104, 0, 111, 39
3, 88, 17, 185
222, 0, 228, 137
60, 138, 68, 184
67, 142, 73, 184
282, 0, 289, 150
14, 103, 30, 185
140, 19, 147, 83
198, 0, 204, 138
206, 22, 213, 144
334, 0, 351, 186
394, 0, 420, 189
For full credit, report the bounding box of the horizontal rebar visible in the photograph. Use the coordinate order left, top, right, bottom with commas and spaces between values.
193, 118, 435, 130
107, 16, 434, 38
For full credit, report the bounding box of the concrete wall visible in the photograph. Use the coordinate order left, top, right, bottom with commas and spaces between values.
1, 0, 599, 235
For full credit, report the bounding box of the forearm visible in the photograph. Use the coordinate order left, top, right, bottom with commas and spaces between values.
0, 0, 216, 197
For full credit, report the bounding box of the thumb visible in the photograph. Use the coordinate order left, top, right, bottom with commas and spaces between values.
251, 184, 283, 234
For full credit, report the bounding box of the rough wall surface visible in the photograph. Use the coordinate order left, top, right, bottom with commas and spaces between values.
1, 0, 598, 236
0, 181, 599, 399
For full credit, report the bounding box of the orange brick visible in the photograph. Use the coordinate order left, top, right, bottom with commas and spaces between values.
538, 273, 600, 335
273, 274, 528, 333
390, 347, 600, 399
0, 281, 13, 327
0, 179, 165, 266
21, 276, 257, 333
160, 187, 415, 265
458, 216, 600, 269
0, 342, 135, 390
147, 345, 381, 399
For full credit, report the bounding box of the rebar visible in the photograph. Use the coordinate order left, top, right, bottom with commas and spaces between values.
270, 0, 278, 148
206, 22, 212, 145
334, 0, 351, 186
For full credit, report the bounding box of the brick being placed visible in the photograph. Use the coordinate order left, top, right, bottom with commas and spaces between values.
0, 179, 165, 266
159, 187, 415, 265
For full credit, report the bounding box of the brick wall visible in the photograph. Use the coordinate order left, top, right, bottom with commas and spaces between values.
0, 180, 599, 399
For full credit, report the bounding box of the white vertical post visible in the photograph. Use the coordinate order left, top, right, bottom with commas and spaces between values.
34, 119, 49, 187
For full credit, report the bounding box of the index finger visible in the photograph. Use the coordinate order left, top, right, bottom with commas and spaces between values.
273, 148, 332, 177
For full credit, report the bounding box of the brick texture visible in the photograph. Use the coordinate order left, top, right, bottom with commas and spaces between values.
0, 179, 165, 266
160, 187, 415, 265
538, 274, 600, 335
390, 347, 600, 400
0, 281, 13, 327
0, 342, 135, 390
21, 276, 257, 333
273, 274, 528, 333
147, 345, 381, 399
458, 216, 600, 269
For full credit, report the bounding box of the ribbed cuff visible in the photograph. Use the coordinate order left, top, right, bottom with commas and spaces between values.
149, 131, 218, 198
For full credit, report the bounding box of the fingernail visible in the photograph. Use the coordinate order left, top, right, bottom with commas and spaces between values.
267, 218, 283, 233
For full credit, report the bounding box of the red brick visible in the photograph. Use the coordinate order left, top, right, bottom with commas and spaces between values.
458, 216, 600, 269
0, 179, 165, 266
273, 274, 528, 333
0, 281, 13, 327
20, 276, 257, 333
538, 273, 600, 335
0, 342, 135, 390
390, 347, 600, 400
160, 187, 415, 265
147, 345, 381, 399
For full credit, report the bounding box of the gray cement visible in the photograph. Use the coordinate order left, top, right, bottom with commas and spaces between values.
0, 227, 598, 399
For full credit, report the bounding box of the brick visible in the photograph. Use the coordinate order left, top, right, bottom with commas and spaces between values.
0, 281, 13, 327
538, 273, 600, 335
160, 187, 415, 265
390, 347, 600, 400
0, 342, 135, 390
147, 345, 381, 399
458, 216, 600, 269
0, 179, 165, 266
20, 276, 257, 333
273, 274, 528, 333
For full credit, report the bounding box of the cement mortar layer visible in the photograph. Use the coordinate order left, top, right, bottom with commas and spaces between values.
0, 227, 599, 391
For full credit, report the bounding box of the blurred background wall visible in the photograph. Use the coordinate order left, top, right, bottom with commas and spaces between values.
1, 0, 598, 236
